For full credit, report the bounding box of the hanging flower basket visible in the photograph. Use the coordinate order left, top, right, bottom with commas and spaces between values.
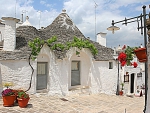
118, 46, 138, 67
134, 48, 147, 62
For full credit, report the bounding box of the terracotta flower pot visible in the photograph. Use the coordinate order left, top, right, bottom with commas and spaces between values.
134, 48, 147, 62
2, 95, 16, 107
119, 91, 123, 95
17, 98, 30, 108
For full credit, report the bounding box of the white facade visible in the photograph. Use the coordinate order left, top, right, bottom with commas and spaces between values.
0, 44, 119, 96
0, 22, 4, 42
2, 17, 20, 51
96, 32, 106, 47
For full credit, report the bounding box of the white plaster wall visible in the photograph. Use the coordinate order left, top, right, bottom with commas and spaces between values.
66, 47, 118, 95
90, 60, 118, 95
96, 33, 106, 47
124, 67, 141, 94
0, 60, 36, 94
66, 48, 92, 89
37, 44, 69, 96
0, 44, 120, 96
0, 24, 5, 42
3, 20, 16, 51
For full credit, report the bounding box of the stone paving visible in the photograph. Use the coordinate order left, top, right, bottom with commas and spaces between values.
0, 93, 144, 113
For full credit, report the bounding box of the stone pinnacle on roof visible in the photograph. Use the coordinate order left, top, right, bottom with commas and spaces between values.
62, 9, 66, 13
22, 16, 32, 26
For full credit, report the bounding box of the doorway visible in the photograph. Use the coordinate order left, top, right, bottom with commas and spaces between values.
130, 73, 135, 93
71, 61, 80, 86
36, 62, 47, 90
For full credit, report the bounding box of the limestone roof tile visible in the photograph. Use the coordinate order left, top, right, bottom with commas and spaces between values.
0, 12, 114, 61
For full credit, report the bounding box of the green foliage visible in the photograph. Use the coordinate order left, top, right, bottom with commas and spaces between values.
18, 91, 29, 99
46, 36, 57, 46
28, 37, 44, 60
120, 83, 124, 90
28, 36, 57, 60
28, 36, 98, 60
51, 43, 65, 51
125, 46, 138, 65
67, 37, 98, 55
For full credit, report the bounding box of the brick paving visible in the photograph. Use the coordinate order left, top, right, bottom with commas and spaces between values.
0, 93, 144, 113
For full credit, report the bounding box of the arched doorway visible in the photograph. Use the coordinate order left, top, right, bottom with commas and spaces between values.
130, 73, 135, 93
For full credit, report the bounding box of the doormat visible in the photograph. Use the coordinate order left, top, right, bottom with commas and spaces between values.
60, 98, 68, 101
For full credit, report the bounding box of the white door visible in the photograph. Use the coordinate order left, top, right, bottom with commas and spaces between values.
36, 62, 47, 90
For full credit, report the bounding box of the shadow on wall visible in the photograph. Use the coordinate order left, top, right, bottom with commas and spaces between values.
91, 61, 117, 94
91, 61, 102, 92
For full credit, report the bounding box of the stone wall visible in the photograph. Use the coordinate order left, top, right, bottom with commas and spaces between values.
0, 60, 36, 94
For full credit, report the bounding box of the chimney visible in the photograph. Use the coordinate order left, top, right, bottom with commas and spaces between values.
2, 17, 20, 51
21, 14, 23, 23
96, 32, 107, 47
62, 9, 66, 13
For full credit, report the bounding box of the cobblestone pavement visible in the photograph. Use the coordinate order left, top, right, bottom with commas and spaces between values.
0, 93, 144, 113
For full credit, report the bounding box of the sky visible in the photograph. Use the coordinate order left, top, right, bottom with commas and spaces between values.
0, 0, 149, 49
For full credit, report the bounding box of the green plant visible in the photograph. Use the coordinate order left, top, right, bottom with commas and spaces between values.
118, 45, 138, 66
28, 36, 57, 60
125, 46, 138, 65
28, 36, 98, 60
17, 91, 29, 99
120, 83, 124, 90
66, 37, 98, 55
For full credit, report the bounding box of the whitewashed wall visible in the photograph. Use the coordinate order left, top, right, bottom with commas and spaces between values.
3, 19, 16, 51
0, 60, 36, 94
0, 24, 5, 42
37, 44, 69, 96
0, 45, 119, 96
90, 61, 118, 94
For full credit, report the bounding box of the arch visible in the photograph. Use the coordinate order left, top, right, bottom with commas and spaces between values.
67, 47, 93, 89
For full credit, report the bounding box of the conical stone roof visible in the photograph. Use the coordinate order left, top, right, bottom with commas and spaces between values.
0, 10, 114, 61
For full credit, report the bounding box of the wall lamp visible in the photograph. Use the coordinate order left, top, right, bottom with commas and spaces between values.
107, 5, 149, 113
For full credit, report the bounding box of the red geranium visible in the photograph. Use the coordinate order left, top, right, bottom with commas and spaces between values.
132, 62, 138, 68
121, 61, 126, 66
118, 52, 127, 63
117, 45, 138, 68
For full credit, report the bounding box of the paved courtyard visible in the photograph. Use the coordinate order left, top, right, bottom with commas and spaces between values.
0, 93, 144, 113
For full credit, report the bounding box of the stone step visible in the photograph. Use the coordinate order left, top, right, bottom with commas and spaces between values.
69, 86, 91, 96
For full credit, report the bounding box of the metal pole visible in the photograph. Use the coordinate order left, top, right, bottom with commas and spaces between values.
116, 59, 120, 95
143, 5, 148, 113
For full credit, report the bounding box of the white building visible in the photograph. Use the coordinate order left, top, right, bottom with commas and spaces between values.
0, 10, 145, 96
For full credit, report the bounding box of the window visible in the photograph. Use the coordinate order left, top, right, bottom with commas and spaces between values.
137, 72, 142, 77
109, 62, 113, 69
124, 72, 129, 82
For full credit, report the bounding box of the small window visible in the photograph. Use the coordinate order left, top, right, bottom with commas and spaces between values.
109, 62, 113, 69
137, 72, 142, 77
124, 72, 129, 82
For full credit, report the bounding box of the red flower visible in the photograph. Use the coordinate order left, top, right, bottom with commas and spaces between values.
122, 45, 126, 50
118, 52, 127, 63
121, 61, 126, 66
132, 62, 138, 68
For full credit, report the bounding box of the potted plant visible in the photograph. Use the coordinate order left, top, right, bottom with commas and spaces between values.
17, 90, 30, 108
1, 82, 16, 107
118, 45, 142, 67
119, 83, 124, 95
134, 47, 147, 62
